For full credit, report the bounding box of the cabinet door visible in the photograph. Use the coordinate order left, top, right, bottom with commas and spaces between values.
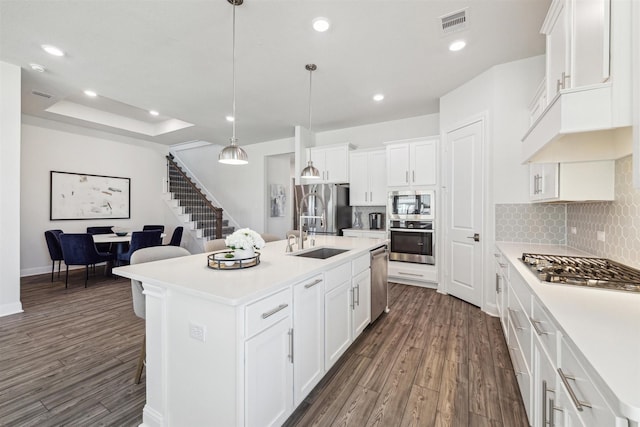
534, 339, 557, 427
410, 140, 437, 186
387, 144, 410, 187
324, 280, 352, 370
546, 0, 571, 98
245, 316, 293, 427
324, 146, 349, 183
368, 150, 388, 204
308, 147, 327, 181
352, 269, 371, 339
573, 0, 610, 86
530, 163, 559, 201
349, 152, 369, 205
293, 276, 325, 406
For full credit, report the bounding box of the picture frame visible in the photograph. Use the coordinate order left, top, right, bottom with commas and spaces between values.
50, 171, 131, 220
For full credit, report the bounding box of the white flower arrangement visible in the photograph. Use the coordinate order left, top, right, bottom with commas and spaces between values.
224, 228, 266, 251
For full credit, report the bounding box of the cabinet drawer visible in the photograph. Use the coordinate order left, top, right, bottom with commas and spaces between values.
530, 297, 558, 363
507, 286, 532, 371
352, 253, 370, 276
325, 262, 351, 292
508, 321, 532, 422
245, 288, 292, 338
559, 338, 620, 427
510, 272, 531, 317
493, 249, 509, 281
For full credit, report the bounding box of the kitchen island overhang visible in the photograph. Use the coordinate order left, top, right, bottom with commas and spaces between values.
113, 236, 388, 427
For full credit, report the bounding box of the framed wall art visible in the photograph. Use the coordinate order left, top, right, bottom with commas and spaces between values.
50, 171, 131, 220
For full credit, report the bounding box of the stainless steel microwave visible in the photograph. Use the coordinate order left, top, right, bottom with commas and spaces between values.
388, 190, 434, 220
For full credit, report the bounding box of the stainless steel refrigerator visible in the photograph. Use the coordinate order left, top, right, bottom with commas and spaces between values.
293, 183, 352, 235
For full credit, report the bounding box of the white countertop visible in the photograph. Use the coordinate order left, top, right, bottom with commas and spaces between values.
113, 236, 387, 306
496, 242, 640, 421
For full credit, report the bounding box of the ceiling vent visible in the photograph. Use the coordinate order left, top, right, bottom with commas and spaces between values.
440, 9, 467, 34
31, 90, 52, 99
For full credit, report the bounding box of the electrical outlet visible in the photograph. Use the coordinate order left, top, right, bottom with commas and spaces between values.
570, 227, 577, 235
597, 231, 605, 242
189, 322, 206, 342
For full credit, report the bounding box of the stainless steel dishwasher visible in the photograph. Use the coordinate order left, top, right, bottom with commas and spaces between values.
370, 245, 389, 322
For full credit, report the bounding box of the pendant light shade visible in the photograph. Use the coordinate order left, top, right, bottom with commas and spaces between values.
301, 160, 320, 179
301, 64, 320, 178
219, 0, 248, 165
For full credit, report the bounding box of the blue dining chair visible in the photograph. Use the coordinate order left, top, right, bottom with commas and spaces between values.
142, 225, 165, 232
166, 226, 183, 247
59, 233, 115, 288
44, 229, 64, 282
87, 225, 115, 253
117, 230, 162, 266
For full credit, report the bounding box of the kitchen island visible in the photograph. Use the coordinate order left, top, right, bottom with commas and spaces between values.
496, 243, 640, 427
113, 236, 386, 427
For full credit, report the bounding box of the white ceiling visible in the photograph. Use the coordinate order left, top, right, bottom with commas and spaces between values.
0, 0, 550, 147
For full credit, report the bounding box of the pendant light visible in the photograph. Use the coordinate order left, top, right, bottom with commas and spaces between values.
219, 0, 249, 165
300, 64, 320, 179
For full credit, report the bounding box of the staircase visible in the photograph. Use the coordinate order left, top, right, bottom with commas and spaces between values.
165, 155, 234, 241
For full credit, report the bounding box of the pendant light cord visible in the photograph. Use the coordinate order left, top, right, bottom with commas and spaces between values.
308, 67, 313, 132
231, 2, 237, 144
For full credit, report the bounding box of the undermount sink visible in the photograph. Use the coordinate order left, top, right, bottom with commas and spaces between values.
292, 247, 349, 259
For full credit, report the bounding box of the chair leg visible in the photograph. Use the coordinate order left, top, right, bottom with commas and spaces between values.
134, 335, 146, 384
65, 266, 69, 289
51, 261, 55, 282
57, 260, 62, 279
85, 265, 89, 288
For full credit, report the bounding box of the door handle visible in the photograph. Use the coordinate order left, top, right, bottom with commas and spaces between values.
467, 233, 480, 242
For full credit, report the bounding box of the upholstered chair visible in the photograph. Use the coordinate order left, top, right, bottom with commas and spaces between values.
117, 230, 162, 266
142, 225, 165, 232
260, 233, 281, 242
44, 229, 64, 282
59, 233, 115, 288
166, 226, 184, 247
204, 238, 227, 252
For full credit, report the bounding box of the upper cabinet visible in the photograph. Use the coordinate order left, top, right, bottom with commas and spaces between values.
304, 144, 352, 184
386, 138, 437, 189
529, 161, 615, 202
349, 149, 387, 206
522, 0, 632, 163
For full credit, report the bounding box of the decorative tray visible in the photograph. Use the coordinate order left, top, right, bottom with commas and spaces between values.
207, 250, 260, 270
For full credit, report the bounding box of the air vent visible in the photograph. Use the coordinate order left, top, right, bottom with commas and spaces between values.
32, 90, 52, 99
440, 9, 467, 34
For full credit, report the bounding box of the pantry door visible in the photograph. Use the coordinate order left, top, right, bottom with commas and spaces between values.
444, 120, 484, 307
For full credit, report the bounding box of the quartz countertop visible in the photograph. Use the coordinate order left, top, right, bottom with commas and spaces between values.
496, 242, 640, 422
113, 236, 387, 307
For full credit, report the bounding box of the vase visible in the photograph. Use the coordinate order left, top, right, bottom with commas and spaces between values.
233, 248, 255, 259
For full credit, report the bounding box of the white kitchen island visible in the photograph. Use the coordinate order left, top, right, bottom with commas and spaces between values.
113, 236, 387, 427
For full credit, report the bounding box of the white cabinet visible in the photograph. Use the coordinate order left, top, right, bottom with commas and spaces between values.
244, 289, 293, 427
351, 255, 371, 339
342, 229, 387, 239
292, 275, 325, 406
494, 251, 508, 335
386, 138, 437, 188
306, 144, 350, 183
529, 161, 615, 202
324, 262, 352, 370
349, 149, 387, 206
387, 261, 437, 287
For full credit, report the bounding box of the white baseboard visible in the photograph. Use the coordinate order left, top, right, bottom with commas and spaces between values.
21, 263, 104, 278
0, 301, 23, 317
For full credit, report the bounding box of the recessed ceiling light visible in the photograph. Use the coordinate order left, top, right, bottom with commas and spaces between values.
29, 63, 45, 72
149, 110, 159, 116
41, 44, 65, 57
449, 40, 466, 52
373, 94, 385, 102
312, 17, 330, 32
83, 90, 97, 97
226, 115, 235, 122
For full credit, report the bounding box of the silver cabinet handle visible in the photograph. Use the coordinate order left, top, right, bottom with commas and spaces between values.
549, 398, 555, 427
288, 328, 294, 363
356, 284, 360, 306
508, 346, 526, 376
398, 271, 424, 277
351, 287, 355, 310
495, 273, 500, 293
494, 253, 501, 258
304, 278, 322, 289
261, 303, 288, 319
558, 368, 592, 411
530, 317, 550, 336
326, 171, 329, 181
405, 171, 409, 183
508, 308, 524, 331
499, 262, 507, 268
365, 192, 368, 202
543, 380, 548, 426
412, 170, 415, 182
370, 191, 372, 201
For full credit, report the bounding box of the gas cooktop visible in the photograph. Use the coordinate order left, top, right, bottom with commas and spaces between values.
521, 253, 640, 293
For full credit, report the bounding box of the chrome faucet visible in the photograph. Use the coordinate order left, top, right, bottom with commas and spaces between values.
285, 234, 297, 253
298, 192, 326, 250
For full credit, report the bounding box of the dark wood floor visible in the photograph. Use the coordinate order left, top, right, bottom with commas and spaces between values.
0, 272, 527, 427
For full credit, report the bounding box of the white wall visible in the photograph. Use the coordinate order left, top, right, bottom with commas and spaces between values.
20, 118, 171, 276
265, 153, 294, 239
0, 61, 23, 316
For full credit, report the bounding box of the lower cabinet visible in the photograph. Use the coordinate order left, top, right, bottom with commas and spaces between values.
324, 278, 352, 370
292, 275, 325, 406
351, 264, 371, 339
245, 316, 293, 427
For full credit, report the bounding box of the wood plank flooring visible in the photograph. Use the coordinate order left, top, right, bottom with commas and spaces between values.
1, 273, 528, 427
284, 283, 529, 427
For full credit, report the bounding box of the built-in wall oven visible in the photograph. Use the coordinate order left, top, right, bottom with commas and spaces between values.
389, 220, 435, 265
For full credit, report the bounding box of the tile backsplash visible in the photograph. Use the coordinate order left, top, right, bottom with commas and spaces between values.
351, 206, 386, 230
568, 156, 640, 269
495, 204, 566, 244
495, 156, 640, 270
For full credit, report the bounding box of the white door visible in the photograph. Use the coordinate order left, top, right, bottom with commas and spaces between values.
445, 120, 483, 307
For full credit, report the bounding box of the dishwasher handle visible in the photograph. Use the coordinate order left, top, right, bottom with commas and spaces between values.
370, 245, 388, 261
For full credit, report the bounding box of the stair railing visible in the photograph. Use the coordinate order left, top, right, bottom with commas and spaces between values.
166, 155, 223, 239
